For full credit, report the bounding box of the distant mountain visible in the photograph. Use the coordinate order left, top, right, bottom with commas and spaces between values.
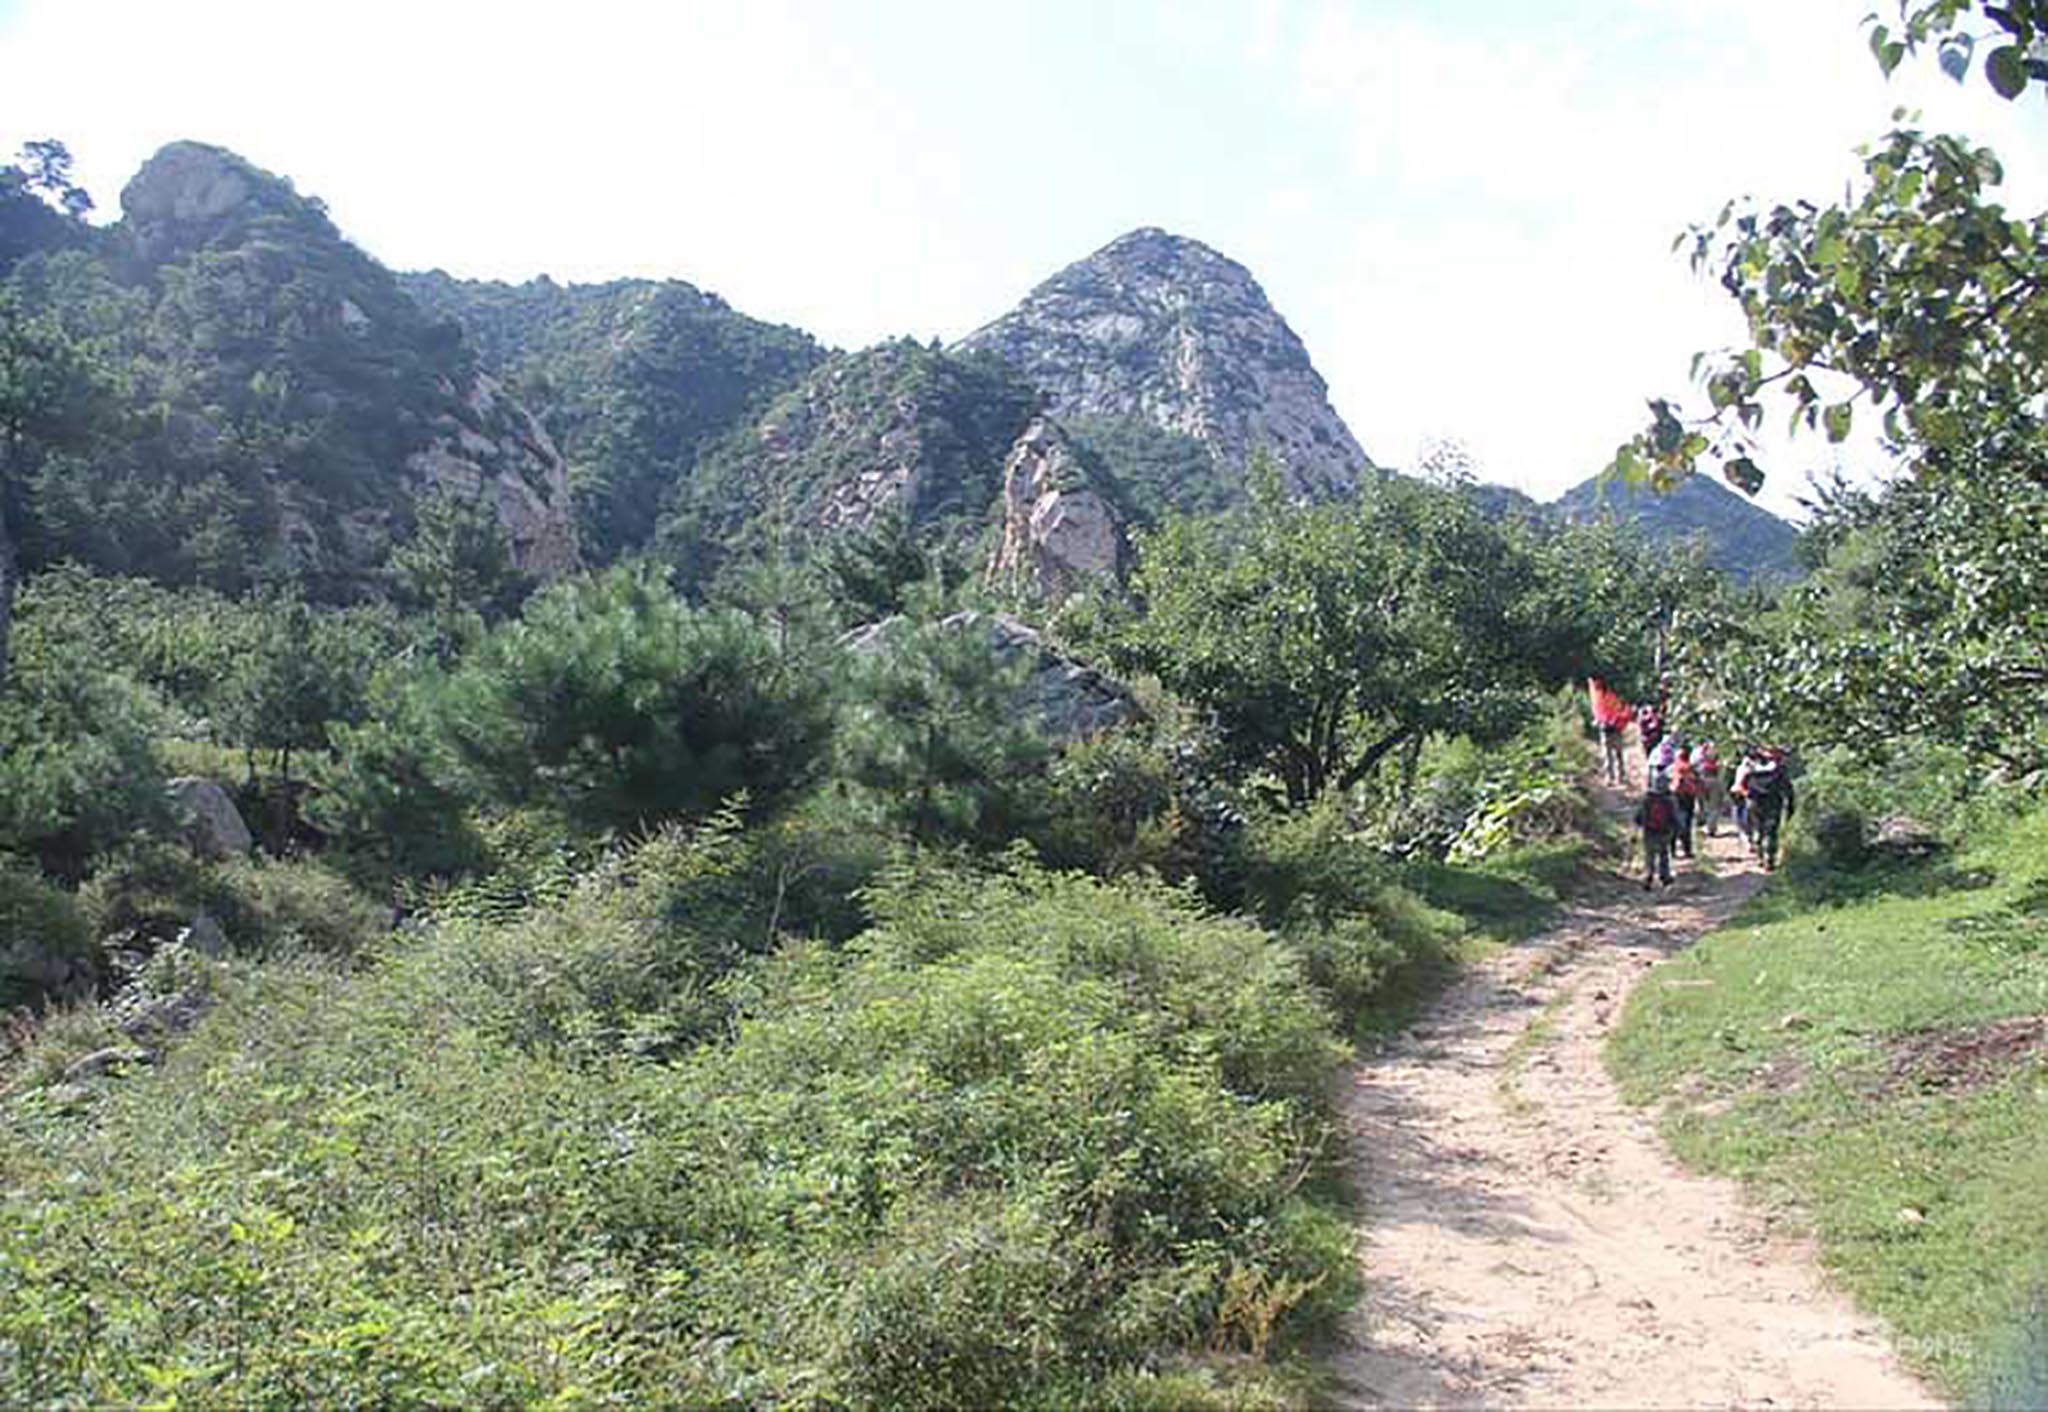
400, 271, 825, 560
957, 228, 1371, 501
1549, 471, 1801, 580
3, 141, 577, 596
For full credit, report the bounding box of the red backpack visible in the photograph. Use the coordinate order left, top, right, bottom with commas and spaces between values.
1643, 793, 1677, 833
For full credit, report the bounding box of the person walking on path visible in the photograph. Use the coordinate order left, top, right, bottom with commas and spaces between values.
1588, 679, 1631, 787
1745, 748, 1797, 871
1636, 699, 1666, 763
1635, 769, 1681, 890
1730, 748, 1755, 847
1694, 741, 1727, 837
1670, 743, 1701, 859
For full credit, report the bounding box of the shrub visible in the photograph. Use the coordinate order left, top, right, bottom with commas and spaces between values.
0, 858, 1362, 1408
80, 841, 386, 962
0, 859, 96, 1008
0, 627, 166, 877
430, 562, 834, 837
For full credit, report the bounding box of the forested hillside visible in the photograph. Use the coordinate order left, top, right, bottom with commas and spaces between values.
400, 270, 825, 561
1553, 468, 1801, 581
2, 142, 576, 600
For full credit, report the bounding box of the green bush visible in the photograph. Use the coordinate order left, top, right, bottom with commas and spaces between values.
0, 857, 1360, 1408
0, 859, 96, 1008
431, 562, 835, 837
80, 841, 386, 961
0, 626, 166, 877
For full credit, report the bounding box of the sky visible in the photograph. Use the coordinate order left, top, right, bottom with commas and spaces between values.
4, 0, 2046, 519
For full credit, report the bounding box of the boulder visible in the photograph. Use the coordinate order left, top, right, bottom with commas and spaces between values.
842, 610, 1140, 742
60, 1047, 154, 1084
985, 417, 1123, 602
1871, 815, 1943, 861
166, 777, 253, 859
180, 911, 229, 958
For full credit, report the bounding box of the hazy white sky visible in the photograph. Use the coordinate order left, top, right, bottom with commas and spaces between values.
4, 0, 2045, 516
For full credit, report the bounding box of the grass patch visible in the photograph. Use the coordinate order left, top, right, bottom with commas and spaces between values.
1403, 837, 1592, 945
1610, 804, 2048, 1400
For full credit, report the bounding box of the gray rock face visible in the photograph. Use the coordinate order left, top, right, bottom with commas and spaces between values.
842, 610, 1140, 742
408, 370, 581, 579
166, 777, 253, 859
957, 228, 1370, 499
120, 140, 257, 226
986, 418, 1123, 602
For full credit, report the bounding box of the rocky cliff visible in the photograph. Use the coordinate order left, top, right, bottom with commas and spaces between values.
984, 417, 1124, 602
956, 228, 1371, 499
400, 271, 824, 561
4, 141, 578, 595
119, 142, 579, 584
664, 341, 1041, 582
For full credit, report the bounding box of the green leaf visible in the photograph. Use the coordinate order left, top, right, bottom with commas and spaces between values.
1938, 35, 1974, 82
1834, 262, 1864, 297
1824, 401, 1854, 443
1987, 44, 2028, 98
1723, 456, 1764, 494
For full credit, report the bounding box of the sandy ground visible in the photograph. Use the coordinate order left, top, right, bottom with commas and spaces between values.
1328, 764, 1941, 1410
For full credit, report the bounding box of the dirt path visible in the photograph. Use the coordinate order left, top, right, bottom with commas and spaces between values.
1329, 766, 1940, 1410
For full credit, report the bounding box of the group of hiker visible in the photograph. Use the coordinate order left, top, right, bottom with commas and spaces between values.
1588, 679, 1797, 890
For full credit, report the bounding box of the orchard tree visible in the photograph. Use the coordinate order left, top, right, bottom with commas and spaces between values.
1108, 465, 1579, 807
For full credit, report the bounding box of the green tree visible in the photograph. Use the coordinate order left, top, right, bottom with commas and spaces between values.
1107, 468, 1574, 807
0, 291, 109, 693
430, 563, 834, 835
0, 614, 165, 878
219, 591, 385, 800
1869, 1, 2048, 99
836, 608, 1052, 846
1607, 9, 2048, 770
386, 488, 533, 652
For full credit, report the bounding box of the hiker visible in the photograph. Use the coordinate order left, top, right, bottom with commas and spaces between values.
1693, 741, 1727, 837
1636, 700, 1665, 761
1588, 678, 1630, 787
1669, 741, 1700, 858
1636, 768, 1680, 890
1730, 748, 1754, 844
1745, 747, 1796, 871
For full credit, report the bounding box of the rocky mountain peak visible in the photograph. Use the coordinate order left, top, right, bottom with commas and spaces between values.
957, 228, 1370, 499
121, 141, 301, 233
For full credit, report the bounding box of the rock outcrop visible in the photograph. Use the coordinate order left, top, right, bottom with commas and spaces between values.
957, 228, 1371, 499
166, 777, 253, 859
671, 341, 1038, 576
842, 610, 1140, 742
110, 141, 580, 586
985, 418, 1123, 602
407, 370, 580, 578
